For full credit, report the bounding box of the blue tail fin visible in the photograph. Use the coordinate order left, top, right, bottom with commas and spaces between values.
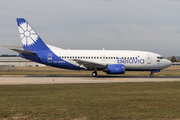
16, 18, 49, 51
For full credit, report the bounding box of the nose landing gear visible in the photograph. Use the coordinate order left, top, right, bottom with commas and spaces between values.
150, 70, 160, 77
150, 73, 154, 77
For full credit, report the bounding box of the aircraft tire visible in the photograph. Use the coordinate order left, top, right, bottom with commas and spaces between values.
92, 71, 97, 77
150, 73, 154, 77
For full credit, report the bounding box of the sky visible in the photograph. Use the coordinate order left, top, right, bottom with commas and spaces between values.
0, 0, 180, 56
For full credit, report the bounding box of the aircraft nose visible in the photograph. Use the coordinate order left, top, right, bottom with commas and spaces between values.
166, 59, 172, 67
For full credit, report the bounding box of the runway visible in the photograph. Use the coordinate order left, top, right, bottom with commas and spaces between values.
0, 76, 180, 85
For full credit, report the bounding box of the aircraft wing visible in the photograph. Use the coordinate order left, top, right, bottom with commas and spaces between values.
73, 59, 107, 70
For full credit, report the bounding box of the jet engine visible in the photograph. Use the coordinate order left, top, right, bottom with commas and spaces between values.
103, 64, 125, 74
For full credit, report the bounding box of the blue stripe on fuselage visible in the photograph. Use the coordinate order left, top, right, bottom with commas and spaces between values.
20, 50, 83, 70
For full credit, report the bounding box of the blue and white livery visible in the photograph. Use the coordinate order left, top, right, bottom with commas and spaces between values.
11, 18, 172, 77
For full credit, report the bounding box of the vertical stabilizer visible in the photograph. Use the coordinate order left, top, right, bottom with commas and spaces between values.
16, 18, 49, 51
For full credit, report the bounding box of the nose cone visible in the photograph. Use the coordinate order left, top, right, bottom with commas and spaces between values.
165, 59, 172, 67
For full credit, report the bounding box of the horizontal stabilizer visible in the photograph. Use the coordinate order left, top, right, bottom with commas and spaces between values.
10, 48, 36, 55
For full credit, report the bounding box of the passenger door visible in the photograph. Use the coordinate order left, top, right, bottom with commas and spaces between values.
47, 53, 52, 63
147, 54, 152, 64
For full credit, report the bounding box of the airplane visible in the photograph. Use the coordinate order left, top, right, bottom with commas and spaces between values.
11, 18, 172, 77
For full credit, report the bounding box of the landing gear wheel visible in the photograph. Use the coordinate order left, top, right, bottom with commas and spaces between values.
150, 73, 154, 77
92, 71, 97, 77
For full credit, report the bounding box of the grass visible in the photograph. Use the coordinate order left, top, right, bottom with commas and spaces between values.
0, 82, 180, 119
0, 66, 180, 76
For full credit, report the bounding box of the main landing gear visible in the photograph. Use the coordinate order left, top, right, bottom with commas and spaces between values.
92, 71, 97, 77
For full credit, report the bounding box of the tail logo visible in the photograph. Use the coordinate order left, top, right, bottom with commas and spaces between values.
18, 22, 38, 46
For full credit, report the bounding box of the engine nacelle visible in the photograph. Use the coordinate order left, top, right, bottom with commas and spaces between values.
104, 64, 125, 74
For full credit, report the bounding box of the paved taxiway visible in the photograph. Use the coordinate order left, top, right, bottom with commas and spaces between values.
0, 76, 180, 85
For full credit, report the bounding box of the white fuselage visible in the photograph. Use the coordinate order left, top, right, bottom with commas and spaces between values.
49, 45, 172, 71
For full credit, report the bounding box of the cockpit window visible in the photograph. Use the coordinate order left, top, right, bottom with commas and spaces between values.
157, 56, 164, 59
